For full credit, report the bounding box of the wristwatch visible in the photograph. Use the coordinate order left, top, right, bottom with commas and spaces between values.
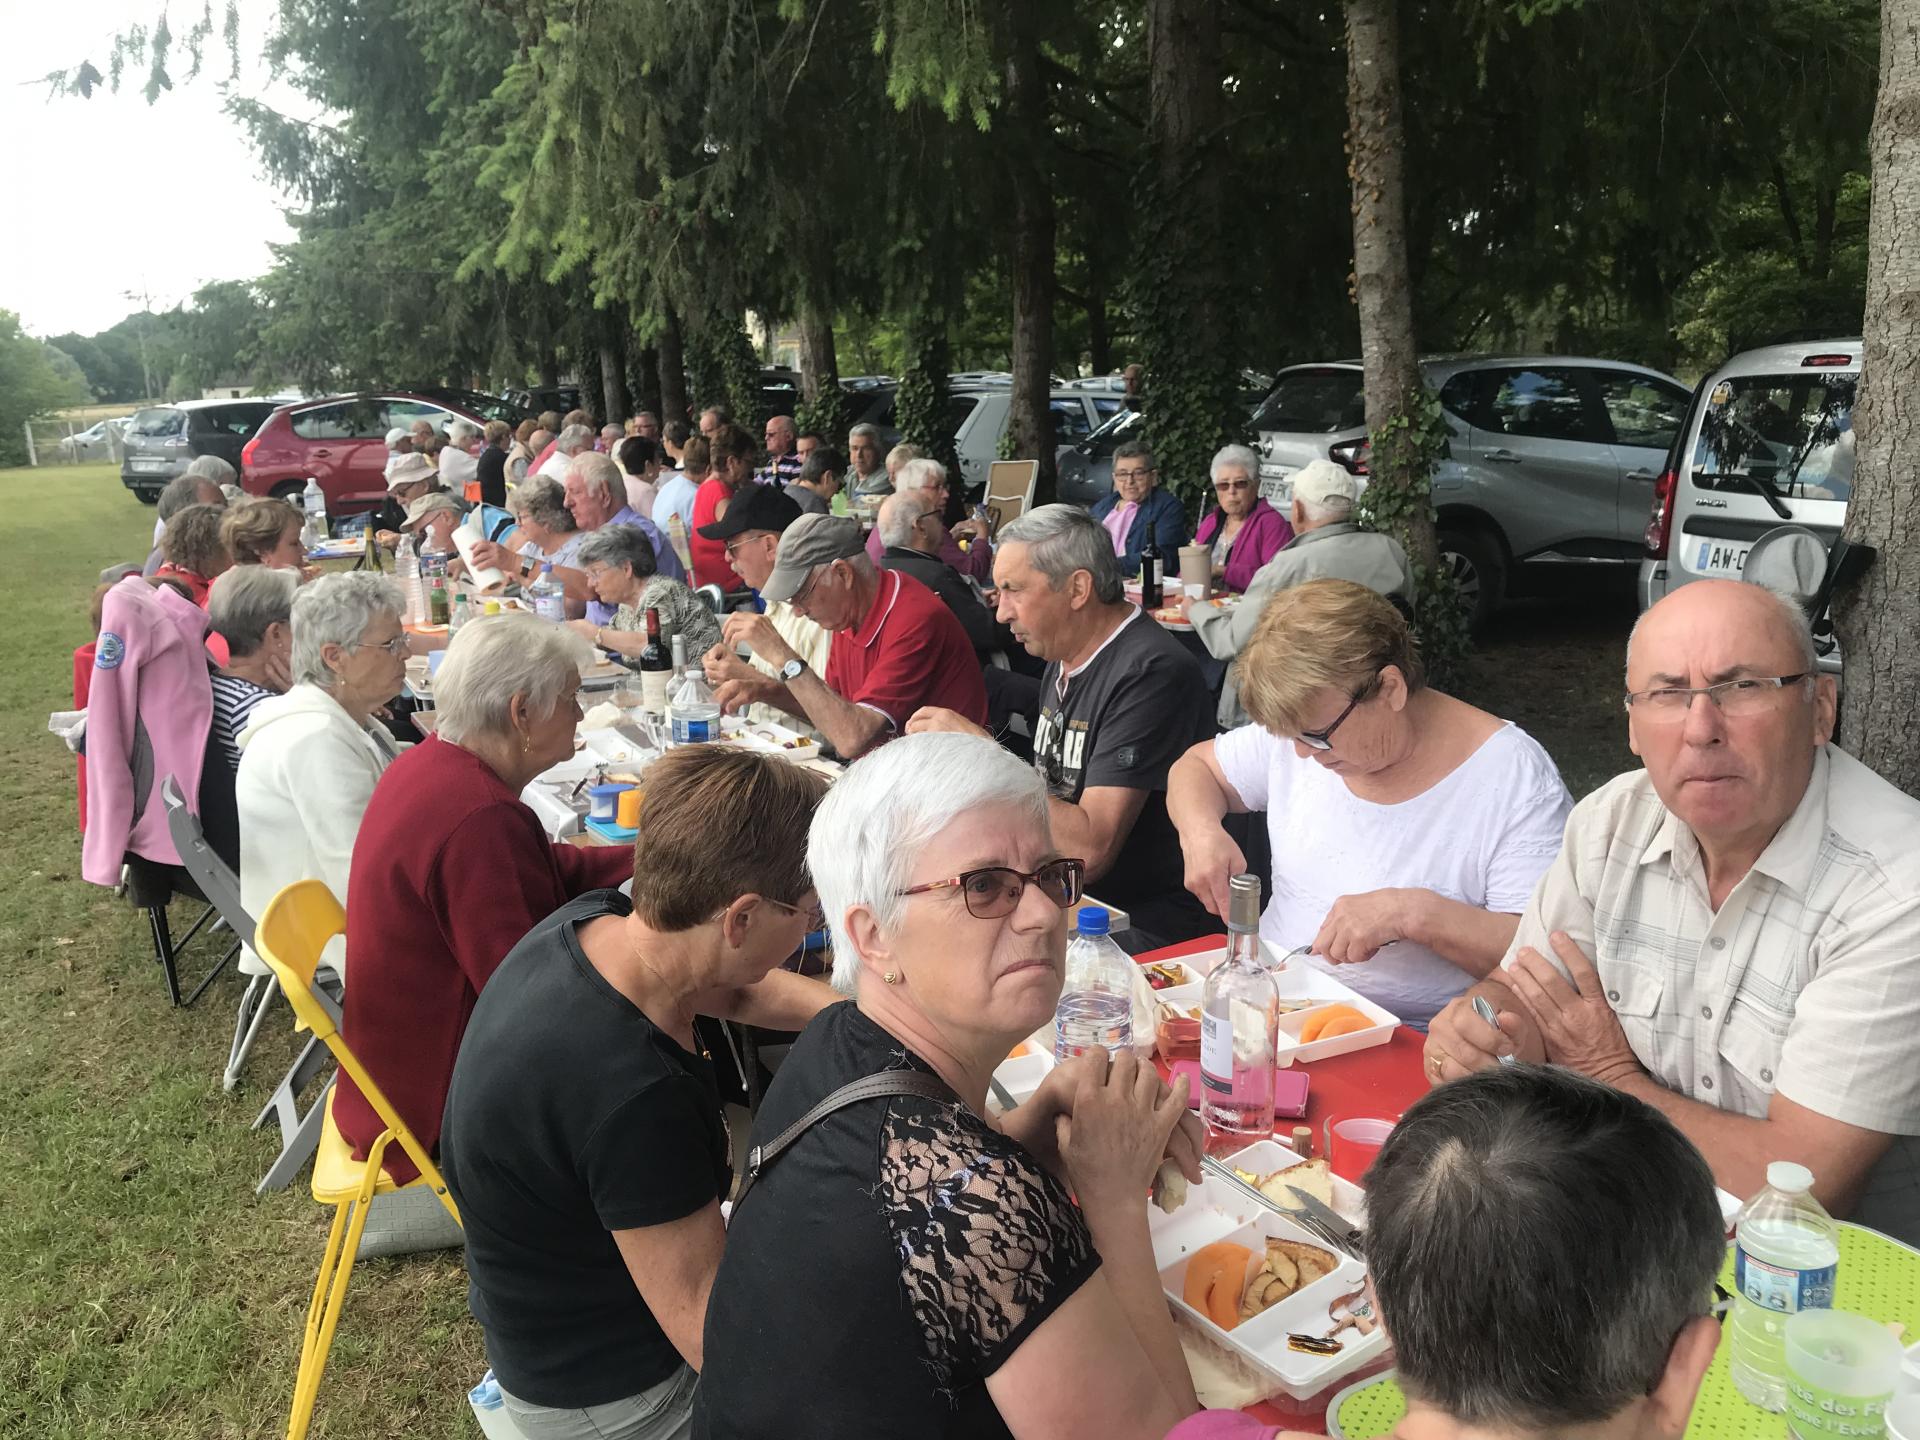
778, 658, 806, 683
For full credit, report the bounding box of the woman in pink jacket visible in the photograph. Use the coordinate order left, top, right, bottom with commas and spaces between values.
1192, 444, 1293, 594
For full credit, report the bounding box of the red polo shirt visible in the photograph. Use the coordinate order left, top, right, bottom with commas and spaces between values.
825, 569, 987, 732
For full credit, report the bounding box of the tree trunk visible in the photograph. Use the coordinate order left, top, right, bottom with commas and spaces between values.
657, 306, 689, 425
1832, 0, 1920, 796
633, 344, 663, 419
1139, 0, 1238, 507
1086, 274, 1111, 377
1004, 4, 1057, 496
798, 306, 840, 405
538, 350, 561, 388
1345, 0, 1440, 577
599, 329, 629, 429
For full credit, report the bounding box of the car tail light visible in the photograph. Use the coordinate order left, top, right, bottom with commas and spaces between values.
1330, 437, 1370, 476
241, 436, 260, 468
1801, 353, 1854, 368
1644, 466, 1678, 557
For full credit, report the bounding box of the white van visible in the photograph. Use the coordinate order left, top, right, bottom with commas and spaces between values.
1638, 339, 1859, 610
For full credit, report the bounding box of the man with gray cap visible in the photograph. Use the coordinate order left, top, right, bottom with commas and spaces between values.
710, 513, 985, 759
1189, 457, 1414, 728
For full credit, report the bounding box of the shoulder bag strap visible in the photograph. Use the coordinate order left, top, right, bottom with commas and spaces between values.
733, 1070, 953, 1212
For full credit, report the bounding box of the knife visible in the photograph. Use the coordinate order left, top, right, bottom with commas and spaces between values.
1199, 1158, 1355, 1255
1286, 1184, 1367, 1258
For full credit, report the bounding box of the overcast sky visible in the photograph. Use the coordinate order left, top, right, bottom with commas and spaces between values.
0, 0, 316, 340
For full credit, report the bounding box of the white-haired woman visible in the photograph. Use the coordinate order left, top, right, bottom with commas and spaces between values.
695, 732, 1203, 1440
333, 613, 635, 1185
1192, 444, 1292, 593
441, 420, 482, 496
862, 456, 992, 582
235, 572, 409, 979
567, 523, 721, 660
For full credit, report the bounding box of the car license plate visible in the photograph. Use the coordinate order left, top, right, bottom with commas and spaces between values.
1694, 540, 1750, 576
1258, 468, 1293, 504
130, 458, 164, 471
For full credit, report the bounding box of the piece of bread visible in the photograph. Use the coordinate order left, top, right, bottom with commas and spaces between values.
1150, 1158, 1189, 1214
1256, 1157, 1334, 1208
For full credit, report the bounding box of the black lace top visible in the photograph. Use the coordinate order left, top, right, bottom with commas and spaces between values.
692, 1002, 1100, 1439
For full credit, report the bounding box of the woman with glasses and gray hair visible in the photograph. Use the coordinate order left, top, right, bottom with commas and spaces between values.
567, 523, 720, 660
1167, 578, 1571, 1028
695, 731, 1204, 1440
333, 612, 635, 1192
235, 572, 409, 980
1191, 444, 1292, 593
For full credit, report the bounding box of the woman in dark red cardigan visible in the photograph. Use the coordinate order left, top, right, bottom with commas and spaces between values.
334, 613, 633, 1183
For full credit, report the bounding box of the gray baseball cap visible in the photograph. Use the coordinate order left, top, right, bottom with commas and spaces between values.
760, 514, 866, 603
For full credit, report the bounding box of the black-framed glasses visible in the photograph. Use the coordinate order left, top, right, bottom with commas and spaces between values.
898, 858, 1086, 919
1623, 673, 1812, 721
1297, 673, 1383, 751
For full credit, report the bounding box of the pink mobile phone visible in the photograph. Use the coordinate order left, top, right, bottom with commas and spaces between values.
1166, 1060, 1312, 1119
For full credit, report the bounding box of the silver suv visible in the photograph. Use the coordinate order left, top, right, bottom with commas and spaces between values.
1638, 340, 1858, 623
120, 398, 281, 502
1253, 357, 1691, 626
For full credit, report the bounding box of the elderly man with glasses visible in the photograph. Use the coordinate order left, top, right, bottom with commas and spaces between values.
709, 513, 986, 761
863, 457, 993, 584
1426, 578, 1920, 1246
1088, 441, 1190, 579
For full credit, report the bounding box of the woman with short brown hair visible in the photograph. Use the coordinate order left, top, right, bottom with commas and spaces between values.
439, 744, 837, 1440
221, 496, 308, 570
1168, 578, 1572, 1028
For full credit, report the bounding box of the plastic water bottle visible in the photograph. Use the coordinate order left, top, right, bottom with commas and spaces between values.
1730, 1161, 1840, 1411
395, 535, 425, 626
467, 1369, 526, 1439
667, 656, 721, 745
1054, 908, 1134, 1060
528, 562, 566, 623
300, 477, 328, 544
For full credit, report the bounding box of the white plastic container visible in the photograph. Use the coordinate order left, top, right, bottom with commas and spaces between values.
1272, 994, 1400, 1067
1149, 1169, 1386, 1406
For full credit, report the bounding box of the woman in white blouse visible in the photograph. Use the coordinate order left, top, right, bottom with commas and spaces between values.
1167, 578, 1570, 1028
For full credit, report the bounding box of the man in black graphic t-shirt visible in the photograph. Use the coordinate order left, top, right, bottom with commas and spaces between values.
907, 504, 1213, 946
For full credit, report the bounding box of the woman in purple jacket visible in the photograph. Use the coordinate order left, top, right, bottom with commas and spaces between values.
1193, 443, 1294, 593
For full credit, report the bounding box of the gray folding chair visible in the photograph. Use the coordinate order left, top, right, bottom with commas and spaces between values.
160, 776, 338, 1192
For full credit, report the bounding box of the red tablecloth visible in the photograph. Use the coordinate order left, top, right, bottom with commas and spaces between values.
1136, 935, 1429, 1434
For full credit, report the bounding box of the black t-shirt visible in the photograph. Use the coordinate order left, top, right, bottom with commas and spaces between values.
1032, 608, 1213, 942
693, 1003, 1100, 1440
476, 445, 508, 506
439, 890, 731, 1408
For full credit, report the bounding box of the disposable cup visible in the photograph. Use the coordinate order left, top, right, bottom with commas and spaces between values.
1785, 1309, 1903, 1440
1178, 545, 1211, 599
1324, 1116, 1396, 1184
1886, 1392, 1920, 1440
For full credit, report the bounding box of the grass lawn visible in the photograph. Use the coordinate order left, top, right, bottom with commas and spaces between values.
0, 463, 480, 1440
0, 465, 1640, 1438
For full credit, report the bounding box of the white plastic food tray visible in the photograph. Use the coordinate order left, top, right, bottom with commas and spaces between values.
1174, 945, 1400, 1065
1149, 1143, 1387, 1403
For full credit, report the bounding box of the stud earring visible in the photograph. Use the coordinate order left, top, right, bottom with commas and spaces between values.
883, 970, 899, 985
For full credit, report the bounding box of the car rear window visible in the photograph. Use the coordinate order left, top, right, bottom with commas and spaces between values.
128, 407, 185, 437
1692, 373, 1856, 503
292, 400, 388, 441
1254, 370, 1366, 434
196, 404, 274, 437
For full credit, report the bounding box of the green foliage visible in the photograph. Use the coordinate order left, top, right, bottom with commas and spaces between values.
0, 312, 91, 466
896, 313, 959, 473
1355, 387, 1468, 686
795, 386, 852, 444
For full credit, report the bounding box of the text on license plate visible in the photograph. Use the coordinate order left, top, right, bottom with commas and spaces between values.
1694, 540, 1750, 576
131, 458, 165, 471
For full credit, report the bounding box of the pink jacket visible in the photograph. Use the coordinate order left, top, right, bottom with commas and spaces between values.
1195, 499, 1294, 594
82, 577, 214, 886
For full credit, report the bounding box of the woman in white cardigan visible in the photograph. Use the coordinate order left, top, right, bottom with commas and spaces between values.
236, 572, 409, 980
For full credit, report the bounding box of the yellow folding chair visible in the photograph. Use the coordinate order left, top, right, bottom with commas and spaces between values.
254, 879, 462, 1440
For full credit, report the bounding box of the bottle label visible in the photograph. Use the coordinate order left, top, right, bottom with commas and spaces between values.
641, 669, 672, 713
673, 716, 714, 744
1734, 1248, 1836, 1313
1200, 1012, 1234, 1095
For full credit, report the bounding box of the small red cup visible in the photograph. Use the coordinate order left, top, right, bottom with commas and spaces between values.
1324, 1116, 1397, 1184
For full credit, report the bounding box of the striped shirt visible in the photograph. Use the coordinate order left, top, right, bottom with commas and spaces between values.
209, 674, 276, 772
1510, 746, 1920, 1243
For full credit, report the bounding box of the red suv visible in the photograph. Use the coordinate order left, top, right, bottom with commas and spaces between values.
241, 391, 490, 513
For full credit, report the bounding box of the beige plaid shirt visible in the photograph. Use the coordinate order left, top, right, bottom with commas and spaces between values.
1508, 746, 1920, 1244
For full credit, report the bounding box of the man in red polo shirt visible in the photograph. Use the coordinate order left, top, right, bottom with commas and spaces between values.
710, 514, 986, 759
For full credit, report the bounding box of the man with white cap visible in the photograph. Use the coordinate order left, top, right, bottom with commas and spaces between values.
709, 513, 986, 760
1189, 458, 1414, 728
372, 451, 447, 547
382, 426, 414, 482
